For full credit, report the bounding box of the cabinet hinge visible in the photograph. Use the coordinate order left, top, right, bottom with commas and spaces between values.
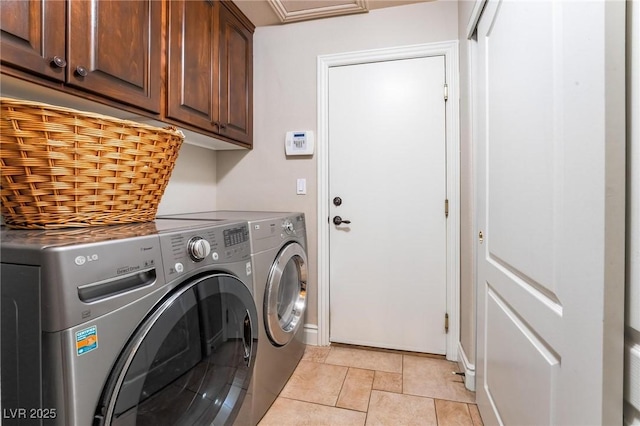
445, 313, 449, 334
445, 199, 449, 218
444, 83, 449, 101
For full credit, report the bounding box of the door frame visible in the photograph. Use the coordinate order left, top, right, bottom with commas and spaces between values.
315, 41, 461, 360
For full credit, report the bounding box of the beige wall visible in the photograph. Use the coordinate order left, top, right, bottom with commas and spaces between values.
216, 0, 459, 327
157, 144, 218, 215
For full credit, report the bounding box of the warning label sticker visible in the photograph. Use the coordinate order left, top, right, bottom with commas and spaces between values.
76, 326, 98, 356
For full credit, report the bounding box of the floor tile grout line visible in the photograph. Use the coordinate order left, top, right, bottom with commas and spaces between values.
401, 354, 404, 395
275, 395, 365, 413
334, 366, 350, 408
364, 389, 371, 426
463, 401, 473, 424
362, 368, 375, 425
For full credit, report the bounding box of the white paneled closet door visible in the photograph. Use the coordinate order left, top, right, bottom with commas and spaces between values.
473, 1, 626, 425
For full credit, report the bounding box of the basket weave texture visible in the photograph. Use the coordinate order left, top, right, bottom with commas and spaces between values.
0, 98, 184, 229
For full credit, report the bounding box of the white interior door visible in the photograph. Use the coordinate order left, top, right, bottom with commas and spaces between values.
328, 56, 447, 354
473, 1, 626, 424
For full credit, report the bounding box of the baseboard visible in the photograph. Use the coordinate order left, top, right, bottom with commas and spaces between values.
303, 324, 319, 346
457, 341, 476, 392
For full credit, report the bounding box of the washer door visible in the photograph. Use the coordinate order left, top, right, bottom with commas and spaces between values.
95, 274, 257, 426
264, 242, 308, 346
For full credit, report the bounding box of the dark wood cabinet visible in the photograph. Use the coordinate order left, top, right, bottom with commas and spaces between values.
67, 0, 162, 113
167, 0, 217, 130
0, 0, 66, 82
1, 0, 253, 148
1, 0, 162, 113
168, 0, 253, 147
218, 2, 253, 145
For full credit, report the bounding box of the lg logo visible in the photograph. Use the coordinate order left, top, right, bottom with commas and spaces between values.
74, 254, 99, 266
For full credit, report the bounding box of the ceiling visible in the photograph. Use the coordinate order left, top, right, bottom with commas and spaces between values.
232, 0, 431, 26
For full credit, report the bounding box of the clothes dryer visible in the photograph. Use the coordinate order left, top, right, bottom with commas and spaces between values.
1, 219, 257, 426
157, 211, 308, 424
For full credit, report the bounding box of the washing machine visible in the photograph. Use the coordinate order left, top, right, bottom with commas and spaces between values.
157, 211, 308, 424
0, 218, 257, 426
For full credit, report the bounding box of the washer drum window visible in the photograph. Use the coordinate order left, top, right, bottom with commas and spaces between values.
94, 274, 258, 426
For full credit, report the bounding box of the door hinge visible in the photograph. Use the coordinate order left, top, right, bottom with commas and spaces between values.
445, 313, 449, 334
444, 83, 449, 101
445, 199, 449, 218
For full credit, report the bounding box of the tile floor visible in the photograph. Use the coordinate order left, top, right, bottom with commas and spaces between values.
258, 345, 483, 426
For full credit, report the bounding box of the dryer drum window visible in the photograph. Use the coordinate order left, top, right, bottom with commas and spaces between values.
265, 242, 308, 346
95, 274, 258, 426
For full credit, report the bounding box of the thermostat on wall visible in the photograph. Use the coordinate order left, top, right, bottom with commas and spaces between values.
285, 131, 315, 156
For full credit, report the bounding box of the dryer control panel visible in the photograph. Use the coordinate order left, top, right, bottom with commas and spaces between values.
250, 214, 307, 253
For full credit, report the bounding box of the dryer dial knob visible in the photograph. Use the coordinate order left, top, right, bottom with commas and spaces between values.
282, 219, 294, 234
188, 237, 211, 262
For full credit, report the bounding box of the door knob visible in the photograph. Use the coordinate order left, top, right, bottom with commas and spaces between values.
479, 231, 484, 244
333, 216, 351, 225
333, 197, 342, 206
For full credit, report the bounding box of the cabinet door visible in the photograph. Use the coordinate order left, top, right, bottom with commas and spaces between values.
67, 0, 162, 113
0, 0, 66, 81
218, 2, 253, 145
167, 0, 218, 130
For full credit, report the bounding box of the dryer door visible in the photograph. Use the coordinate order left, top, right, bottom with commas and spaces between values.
264, 242, 308, 346
95, 274, 257, 426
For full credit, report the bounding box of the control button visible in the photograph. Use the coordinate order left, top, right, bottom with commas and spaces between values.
188, 237, 211, 262
282, 219, 294, 234
212, 252, 219, 261
175, 262, 184, 273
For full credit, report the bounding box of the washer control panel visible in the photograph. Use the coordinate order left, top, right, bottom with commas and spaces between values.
160, 223, 250, 279
224, 225, 249, 247
187, 236, 211, 261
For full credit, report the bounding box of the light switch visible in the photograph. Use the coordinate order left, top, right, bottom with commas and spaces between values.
296, 178, 306, 195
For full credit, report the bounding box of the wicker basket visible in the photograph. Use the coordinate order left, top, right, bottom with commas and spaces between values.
0, 97, 184, 229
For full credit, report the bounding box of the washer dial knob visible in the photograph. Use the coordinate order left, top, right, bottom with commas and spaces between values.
282, 219, 294, 235
188, 237, 211, 262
